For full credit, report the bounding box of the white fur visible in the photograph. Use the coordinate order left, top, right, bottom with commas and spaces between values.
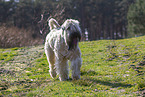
45, 18, 82, 81
48, 18, 60, 30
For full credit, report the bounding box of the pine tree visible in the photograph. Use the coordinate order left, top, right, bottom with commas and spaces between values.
127, 0, 145, 35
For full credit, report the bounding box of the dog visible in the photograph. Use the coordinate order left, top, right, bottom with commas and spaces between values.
44, 18, 82, 81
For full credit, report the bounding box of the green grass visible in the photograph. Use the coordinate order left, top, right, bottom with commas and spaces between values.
0, 36, 145, 96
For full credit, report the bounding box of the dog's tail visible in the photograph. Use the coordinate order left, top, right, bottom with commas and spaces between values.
48, 18, 60, 30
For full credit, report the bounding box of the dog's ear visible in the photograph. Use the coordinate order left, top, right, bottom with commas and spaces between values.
48, 18, 60, 30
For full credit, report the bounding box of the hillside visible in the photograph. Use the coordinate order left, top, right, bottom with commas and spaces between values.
0, 36, 145, 96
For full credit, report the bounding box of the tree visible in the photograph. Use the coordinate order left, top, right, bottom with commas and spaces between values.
114, 0, 135, 38
127, 0, 145, 35
0, 0, 15, 24
0, 0, 137, 41
13, 0, 35, 28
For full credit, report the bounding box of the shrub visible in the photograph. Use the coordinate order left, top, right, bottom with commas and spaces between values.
0, 25, 43, 48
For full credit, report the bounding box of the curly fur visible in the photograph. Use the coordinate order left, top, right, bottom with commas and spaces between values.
45, 18, 82, 81
48, 18, 60, 30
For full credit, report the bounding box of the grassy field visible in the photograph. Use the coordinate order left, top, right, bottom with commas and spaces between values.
0, 36, 145, 97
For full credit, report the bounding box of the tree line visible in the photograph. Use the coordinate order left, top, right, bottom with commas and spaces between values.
0, 0, 145, 41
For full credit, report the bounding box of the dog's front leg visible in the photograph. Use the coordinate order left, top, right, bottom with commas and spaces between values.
71, 57, 82, 80
55, 58, 69, 81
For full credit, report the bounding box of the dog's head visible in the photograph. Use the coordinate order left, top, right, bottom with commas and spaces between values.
62, 19, 82, 50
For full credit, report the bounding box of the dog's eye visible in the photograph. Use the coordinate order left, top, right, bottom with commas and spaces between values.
66, 26, 71, 30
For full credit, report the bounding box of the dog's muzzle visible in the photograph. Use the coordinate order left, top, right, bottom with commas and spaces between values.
68, 32, 81, 50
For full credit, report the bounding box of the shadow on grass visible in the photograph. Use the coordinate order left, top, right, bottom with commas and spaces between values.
81, 69, 98, 76
0, 69, 15, 75
72, 77, 132, 88
72, 70, 132, 88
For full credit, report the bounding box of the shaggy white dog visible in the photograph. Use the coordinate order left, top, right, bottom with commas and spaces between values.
45, 18, 82, 81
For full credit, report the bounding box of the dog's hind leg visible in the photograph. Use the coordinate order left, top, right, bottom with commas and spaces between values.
45, 45, 57, 78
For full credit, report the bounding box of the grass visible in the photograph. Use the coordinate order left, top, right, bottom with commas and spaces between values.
0, 36, 145, 96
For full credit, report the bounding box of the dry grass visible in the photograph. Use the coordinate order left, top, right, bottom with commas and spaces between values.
0, 25, 43, 48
